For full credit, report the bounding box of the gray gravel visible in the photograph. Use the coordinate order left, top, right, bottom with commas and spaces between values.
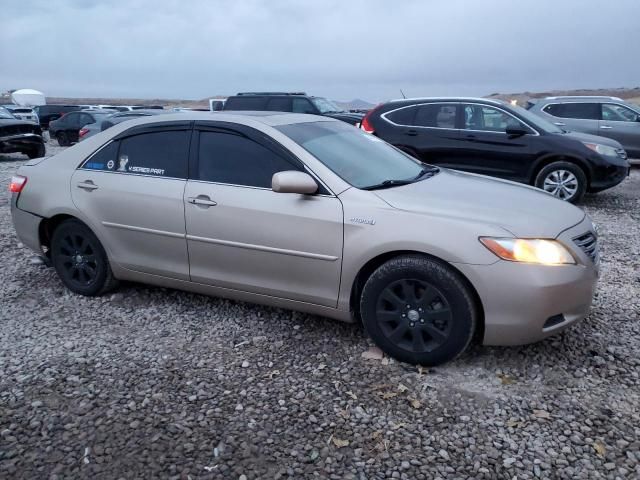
1, 145, 639, 479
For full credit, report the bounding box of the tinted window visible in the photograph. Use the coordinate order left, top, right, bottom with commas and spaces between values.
266, 97, 292, 112
197, 131, 299, 187
225, 96, 266, 110
276, 121, 424, 189
82, 141, 120, 170
414, 104, 457, 128
602, 103, 639, 122
543, 103, 599, 120
385, 106, 416, 125
117, 131, 189, 178
463, 104, 526, 132
292, 98, 316, 114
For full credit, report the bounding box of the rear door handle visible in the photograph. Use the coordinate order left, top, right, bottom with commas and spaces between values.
187, 196, 217, 207
600, 125, 612, 129
77, 180, 98, 191
405, 129, 418, 136
554, 122, 566, 126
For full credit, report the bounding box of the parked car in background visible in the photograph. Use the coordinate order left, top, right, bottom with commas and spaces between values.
361, 97, 630, 203
209, 98, 226, 111
527, 96, 640, 158
33, 105, 82, 129
79, 109, 171, 141
0, 107, 45, 158
10, 112, 599, 366
223, 92, 364, 125
2, 105, 39, 124
49, 110, 114, 146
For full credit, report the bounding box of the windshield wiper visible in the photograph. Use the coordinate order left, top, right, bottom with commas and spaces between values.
412, 166, 439, 181
361, 166, 439, 191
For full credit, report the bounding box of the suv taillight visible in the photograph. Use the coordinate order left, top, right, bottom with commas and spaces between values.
360, 104, 382, 134
79, 128, 89, 137
9, 175, 27, 193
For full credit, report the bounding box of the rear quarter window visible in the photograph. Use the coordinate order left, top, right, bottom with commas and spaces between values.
385, 106, 417, 126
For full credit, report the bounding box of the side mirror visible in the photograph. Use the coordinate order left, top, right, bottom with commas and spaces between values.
506, 126, 529, 137
272, 171, 318, 194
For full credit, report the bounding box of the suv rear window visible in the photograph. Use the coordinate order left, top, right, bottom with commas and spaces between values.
543, 103, 600, 120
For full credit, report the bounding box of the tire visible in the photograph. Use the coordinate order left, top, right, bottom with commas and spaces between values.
57, 132, 69, 147
534, 161, 587, 203
26, 144, 45, 159
51, 219, 118, 296
360, 255, 477, 366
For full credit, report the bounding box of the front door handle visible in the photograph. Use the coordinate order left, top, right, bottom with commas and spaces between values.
405, 129, 418, 136
187, 196, 217, 207
77, 180, 98, 191
554, 122, 566, 126
600, 125, 612, 129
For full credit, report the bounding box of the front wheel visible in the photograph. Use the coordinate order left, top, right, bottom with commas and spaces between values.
534, 161, 586, 203
51, 219, 118, 296
26, 144, 45, 159
360, 255, 477, 366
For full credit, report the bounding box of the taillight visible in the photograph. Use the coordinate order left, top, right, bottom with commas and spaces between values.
360, 104, 382, 134
9, 175, 27, 193
79, 128, 89, 137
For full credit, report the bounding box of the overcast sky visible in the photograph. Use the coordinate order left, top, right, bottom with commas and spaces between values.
1, 0, 639, 102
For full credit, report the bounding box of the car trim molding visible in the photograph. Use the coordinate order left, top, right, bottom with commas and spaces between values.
185, 234, 339, 261
102, 221, 185, 239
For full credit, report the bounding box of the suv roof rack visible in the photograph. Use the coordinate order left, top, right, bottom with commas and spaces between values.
545, 95, 624, 101
236, 92, 307, 96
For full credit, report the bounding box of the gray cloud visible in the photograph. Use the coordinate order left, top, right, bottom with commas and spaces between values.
1, 0, 639, 102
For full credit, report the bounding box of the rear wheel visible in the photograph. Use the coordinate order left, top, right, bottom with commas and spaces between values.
360, 255, 476, 366
57, 132, 69, 146
51, 219, 118, 296
26, 144, 45, 159
535, 161, 586, 203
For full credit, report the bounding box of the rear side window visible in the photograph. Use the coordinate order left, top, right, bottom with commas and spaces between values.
197, 130, 299, 188
266, 97, 292, 112
415, 104, 458, 128
82, 141, 119, 170
543, 103, 599, 120
225, 96, 266, 110
385, 106, 417, 126
117, 131, 190, 178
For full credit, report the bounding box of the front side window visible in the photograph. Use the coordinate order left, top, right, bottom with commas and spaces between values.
463, 105, 526, 132
292, 98, 316, 114
414, 104, 458, 129
276, 121, 425, 189
117, 131, 189, 178
602, 103, 639, 122
197, 130, 299, 188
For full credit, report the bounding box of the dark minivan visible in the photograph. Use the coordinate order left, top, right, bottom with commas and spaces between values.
223, 92, 364, 125
361, 98, 630, 202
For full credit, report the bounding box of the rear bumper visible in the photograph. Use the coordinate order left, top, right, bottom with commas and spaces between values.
0, 134, 43, 154
10, 196, 43, 254
454, 217, 598, 346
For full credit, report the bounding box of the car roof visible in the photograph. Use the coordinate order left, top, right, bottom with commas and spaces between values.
541, 96, 624, 102
386, 96, 506, 106
114, 111, 337, 128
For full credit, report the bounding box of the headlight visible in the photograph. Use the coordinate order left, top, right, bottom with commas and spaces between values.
480, 238, 575, 265
583, 142, 618, 157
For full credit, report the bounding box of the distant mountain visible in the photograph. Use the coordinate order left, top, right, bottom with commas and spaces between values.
488, 87, 640, 107
334, 98, 376, 111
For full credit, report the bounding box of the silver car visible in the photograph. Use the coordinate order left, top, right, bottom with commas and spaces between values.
528, 96, 640, 158
10, 112, 599, 365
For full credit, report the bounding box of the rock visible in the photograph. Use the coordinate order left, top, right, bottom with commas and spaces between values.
361, 346, 384, 360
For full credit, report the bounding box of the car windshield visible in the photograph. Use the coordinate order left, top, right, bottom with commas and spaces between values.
276, 121, 434, 189
511, 104, 563, 133
311, 97, 344, 114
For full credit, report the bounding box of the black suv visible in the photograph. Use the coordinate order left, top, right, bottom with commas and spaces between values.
33, 105, 82, 129
361, 98, 630, 202
223, 92, 364, 125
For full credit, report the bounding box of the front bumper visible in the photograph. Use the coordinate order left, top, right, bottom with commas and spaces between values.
455, 217, 599, 346
589, 162, 630, 192
0, 133, 44, 154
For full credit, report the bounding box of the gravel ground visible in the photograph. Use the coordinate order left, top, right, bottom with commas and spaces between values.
1, 144, 639, 479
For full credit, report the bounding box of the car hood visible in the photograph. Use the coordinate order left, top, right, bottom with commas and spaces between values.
372, 169, 586, 238
0, 118, 37, 127
558, 130, 623, 148
324, 112, 364, 124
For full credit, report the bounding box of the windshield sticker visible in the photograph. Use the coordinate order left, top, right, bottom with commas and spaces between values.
106, 160, 115, 170
85, 162, 104, 170
128, 166, 165, 175
118, 155, 129, 172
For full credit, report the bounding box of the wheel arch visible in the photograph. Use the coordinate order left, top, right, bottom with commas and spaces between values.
349, 250, 485, 342
529, 154, 592, 187
39, 214, 88, 259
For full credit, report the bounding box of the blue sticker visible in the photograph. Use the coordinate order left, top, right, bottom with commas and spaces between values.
85, 162, 104, 170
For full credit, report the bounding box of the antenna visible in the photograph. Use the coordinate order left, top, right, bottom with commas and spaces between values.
400, 89, 406, 99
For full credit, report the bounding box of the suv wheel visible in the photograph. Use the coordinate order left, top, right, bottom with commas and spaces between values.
535, 161, 586, 203
57, 132, 69, 146
360, 255, 476, 366
26, 144, 45, 159
51, 219, 118, 296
